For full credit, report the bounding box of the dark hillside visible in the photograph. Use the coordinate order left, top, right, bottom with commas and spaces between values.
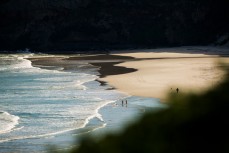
0, 0, 228, 52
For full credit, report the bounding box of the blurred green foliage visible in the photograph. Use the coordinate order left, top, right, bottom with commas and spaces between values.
53, 72, 229, 153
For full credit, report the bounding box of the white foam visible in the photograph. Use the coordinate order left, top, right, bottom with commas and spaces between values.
13, 58, 33, 69
73, 76, 98, 90
0, 53, 129, 146
0, 111, 20, 134
82, 100, 116, 129
0, 54, 35, 71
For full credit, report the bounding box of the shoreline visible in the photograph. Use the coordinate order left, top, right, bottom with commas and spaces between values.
29, 46, 229, 99
28, 46, 229, 126
15, 46, 228, 152
2, 46, 228, 152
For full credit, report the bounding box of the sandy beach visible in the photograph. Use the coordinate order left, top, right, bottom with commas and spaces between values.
96, 47, 229, 99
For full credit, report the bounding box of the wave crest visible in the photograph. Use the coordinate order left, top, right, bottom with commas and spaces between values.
0, 111, 20, 134
0, 54, 34, 71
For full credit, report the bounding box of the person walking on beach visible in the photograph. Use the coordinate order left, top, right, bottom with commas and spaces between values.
122, 100, 124, 107
176, 88, 179, 93
126, 100, 127, 106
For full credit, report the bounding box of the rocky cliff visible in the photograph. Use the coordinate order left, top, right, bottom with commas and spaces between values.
0, 0, 228, 52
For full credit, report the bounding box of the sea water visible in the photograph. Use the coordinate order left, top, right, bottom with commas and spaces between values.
0, 53, 163, 152
0, 53, 130, 152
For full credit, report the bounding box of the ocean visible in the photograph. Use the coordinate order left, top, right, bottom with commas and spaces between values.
0, 53, 163, 152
